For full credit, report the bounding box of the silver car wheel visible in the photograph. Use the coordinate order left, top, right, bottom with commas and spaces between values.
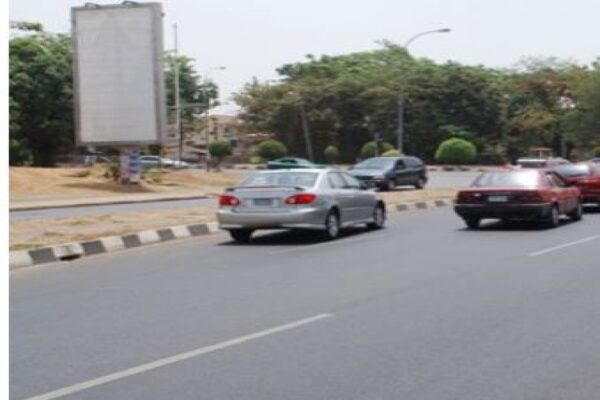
368, 205, 386, 230
325, 212, 340, 239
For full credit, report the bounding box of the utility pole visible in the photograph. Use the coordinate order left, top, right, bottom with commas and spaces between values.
173, 23, 183, 163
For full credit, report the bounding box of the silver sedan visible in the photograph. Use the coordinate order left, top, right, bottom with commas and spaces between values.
217, 169, 387, 242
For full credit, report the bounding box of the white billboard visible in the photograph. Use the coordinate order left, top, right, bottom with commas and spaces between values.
72, 2, 165, 145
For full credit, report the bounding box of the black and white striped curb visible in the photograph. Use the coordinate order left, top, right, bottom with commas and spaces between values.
9, 222, 220, 270
9, 198, 454, 270
393, 198, 454, 212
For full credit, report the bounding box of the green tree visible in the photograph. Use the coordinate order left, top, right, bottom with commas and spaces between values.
209, 140, 232, 170
324, 145, 340, 163
255, 139, 287, 161
10, 32, 74, 165
235, 47, 505, 162
434, 138, 478, 165
164, 54, 219, 123
360, 141, 394, 159
382, 149, 401, 157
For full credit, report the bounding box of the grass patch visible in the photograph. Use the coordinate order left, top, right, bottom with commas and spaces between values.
66, 169, 92, 178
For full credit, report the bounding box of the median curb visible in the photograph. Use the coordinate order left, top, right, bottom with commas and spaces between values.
9, 222, 220, 270
9, 198, 455, 270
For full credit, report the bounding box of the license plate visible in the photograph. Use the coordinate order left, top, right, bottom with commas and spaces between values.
488, 195, 508, 203
253, 198, 275, 207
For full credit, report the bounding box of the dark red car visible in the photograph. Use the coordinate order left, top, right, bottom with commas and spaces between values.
550, 163, 600, 206
454, 169, 582, 229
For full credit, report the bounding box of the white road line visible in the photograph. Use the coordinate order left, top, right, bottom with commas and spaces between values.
25, 313, 334, 400
269, 233, 387, 255
528, 235, 600, 257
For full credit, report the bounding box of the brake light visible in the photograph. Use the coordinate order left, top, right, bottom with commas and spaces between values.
457, 192, 482, 204
219, 195, 241, 207
285, 193, 317, 205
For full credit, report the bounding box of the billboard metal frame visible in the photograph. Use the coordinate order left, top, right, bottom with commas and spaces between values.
71, 2, 166, 146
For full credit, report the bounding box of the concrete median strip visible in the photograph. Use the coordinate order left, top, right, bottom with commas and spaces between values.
9, 198, 454, 270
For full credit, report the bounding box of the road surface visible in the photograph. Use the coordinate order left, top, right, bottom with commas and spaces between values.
9, 171, 480, 221
11, 204, 600, 399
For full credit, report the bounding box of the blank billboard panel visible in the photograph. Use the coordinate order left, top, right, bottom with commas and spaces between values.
72, 3, 165, 145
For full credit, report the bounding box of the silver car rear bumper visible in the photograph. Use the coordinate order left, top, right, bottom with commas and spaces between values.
217, 207, 328, 230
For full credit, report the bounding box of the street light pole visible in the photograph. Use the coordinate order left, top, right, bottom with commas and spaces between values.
172, 24, 183, 163
396, 28, 451, 154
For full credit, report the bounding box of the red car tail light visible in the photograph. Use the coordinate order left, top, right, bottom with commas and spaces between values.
285, 193, 317, 205
456, 192, 482, 204
219, 195, 241, 207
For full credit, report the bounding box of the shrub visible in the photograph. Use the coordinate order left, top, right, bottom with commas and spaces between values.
143, 169, 163, 184
382, 149, 401, 157
360, 141, 394, 159
256, 139, 287, 161
434, 138, 478, 165
593, 146, 600, 158
209, 140, 233, 170
103, 161, 120, 181
324, 145, 340, 163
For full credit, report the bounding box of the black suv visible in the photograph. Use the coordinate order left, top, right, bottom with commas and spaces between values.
349, 156, 428, 190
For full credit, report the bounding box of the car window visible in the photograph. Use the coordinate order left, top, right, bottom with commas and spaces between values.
395, 160, 406, 169
327, 172, 347, 189
473, 171, 541, 187
340, 173, 361, 189
546, 172, 567, 188
551, 164, 591, 178
354, 158, 394, 170
241, 172, 318, 187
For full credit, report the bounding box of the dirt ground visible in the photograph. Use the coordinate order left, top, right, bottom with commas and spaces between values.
9, 166, 244, 201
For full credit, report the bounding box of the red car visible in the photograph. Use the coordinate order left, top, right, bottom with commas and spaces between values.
550, 163, 600, 206
454, 169, 582, 229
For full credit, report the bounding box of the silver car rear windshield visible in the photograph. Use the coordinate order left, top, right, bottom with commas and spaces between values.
473, 171, 541, 187
551, 164, 592, 178
240, 172, 318, 188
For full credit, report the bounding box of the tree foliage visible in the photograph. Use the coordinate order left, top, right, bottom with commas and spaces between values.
236, 50, 599, 163
360, 141, 394, 159
10, 32, 74, 166
435, 138, 478, 165
324, 145, 340, 163
164, 54, 219, 123
209, 140, 232, 169
255, 139, 288, 161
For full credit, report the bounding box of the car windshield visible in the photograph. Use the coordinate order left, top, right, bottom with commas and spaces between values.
354, 158, 394, 170
552, 164, 592, 178
240, 172, 318, 188
517, 159, 547, 168
472, 171, 541, 187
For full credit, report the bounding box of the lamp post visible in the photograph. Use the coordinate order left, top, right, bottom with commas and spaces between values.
204, 66, 226, 171
396, 28, 451, 154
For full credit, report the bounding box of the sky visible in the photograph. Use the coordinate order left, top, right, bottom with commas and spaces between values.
9, 0, 600, 114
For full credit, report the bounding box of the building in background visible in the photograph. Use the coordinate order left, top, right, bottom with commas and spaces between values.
163, 114, 272, 163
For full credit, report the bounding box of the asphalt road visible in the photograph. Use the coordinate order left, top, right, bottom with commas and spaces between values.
11, 205, 600, 399
9, 171, 479, 221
